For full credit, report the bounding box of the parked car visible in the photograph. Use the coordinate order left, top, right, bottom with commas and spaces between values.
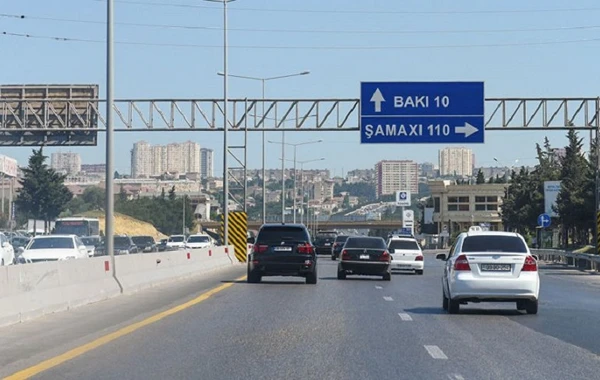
131, 235, 158, 253
185, 234, 213, 249
20, 235, 88, 263
247, 224, 317, 284
436, 231, 540, 314
80, 236, 102, 257
337, 236, 391, 281
167, 235, 187, 249
0, 232, 15, 266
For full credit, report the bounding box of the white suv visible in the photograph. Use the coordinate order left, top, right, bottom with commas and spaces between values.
436, 231, 540, 315
387, 236, 424, 275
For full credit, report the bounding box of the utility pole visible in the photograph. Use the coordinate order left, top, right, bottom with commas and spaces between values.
105, 0, 115, 272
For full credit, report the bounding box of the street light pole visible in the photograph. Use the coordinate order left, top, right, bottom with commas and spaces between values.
293, 146, 297, 223
218, 70, 310, 225
281, 127, 285, 223
106, 0, 115, 274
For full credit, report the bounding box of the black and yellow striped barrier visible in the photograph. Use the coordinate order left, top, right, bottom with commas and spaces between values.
220, 212, 248, 263
596, 211, 600, 255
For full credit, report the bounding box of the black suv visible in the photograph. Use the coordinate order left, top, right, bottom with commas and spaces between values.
313, 231, 337, 255
247, 224, 317, 284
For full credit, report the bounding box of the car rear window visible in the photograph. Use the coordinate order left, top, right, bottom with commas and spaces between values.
335, 235, 349, 243
345, 237, 386, 249
257, 226, 309, 243
462, 235, 527, 253
389, 240, 420, 251
132, 236, 154, 245
28, 237, 74, 250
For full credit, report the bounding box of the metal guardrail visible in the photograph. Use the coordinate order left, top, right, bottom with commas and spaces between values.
532, 249, 600, 271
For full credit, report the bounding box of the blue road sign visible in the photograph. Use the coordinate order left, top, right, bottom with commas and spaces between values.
537, 213, 551, 228
399, 228, 413, 235
360, 82, 485, 144
399, 192, 407, 200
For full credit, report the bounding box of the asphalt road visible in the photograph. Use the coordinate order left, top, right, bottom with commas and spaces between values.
2, 253, 600, 380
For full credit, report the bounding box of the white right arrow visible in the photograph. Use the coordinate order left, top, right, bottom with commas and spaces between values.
455, 122, 479, 138
370, 88, 385, 113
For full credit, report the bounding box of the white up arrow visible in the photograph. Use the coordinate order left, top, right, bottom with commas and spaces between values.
370, 88, 385, 113
454, 122, 479, 138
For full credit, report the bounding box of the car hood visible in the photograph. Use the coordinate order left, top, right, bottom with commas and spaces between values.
22, 249, 78, 260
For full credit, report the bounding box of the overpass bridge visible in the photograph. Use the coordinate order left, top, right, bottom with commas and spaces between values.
199, 220, 405, 231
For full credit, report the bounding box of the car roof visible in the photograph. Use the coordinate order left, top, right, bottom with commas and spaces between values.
388, 236, 417, 241
464, 231, 521, 238
261, 223, 306, 228
35, 234, 75, 238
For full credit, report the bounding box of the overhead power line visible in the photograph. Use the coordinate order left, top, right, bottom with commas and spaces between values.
3, 30, 600, 50
3, 13, 600, 35
91, 0, 600, 15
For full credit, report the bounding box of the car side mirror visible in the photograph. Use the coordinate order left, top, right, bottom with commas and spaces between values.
436, 253, 447, 261
531, 254, 539, 261
247, 237, 255, 244
389, 248, 395, 254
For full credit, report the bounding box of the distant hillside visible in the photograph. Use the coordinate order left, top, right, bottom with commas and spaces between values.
77, 211, 167, 240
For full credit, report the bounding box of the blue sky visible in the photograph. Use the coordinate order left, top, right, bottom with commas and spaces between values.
2, 0, 600, 176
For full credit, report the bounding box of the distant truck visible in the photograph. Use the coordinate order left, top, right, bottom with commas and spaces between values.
26, 219, 55, 235
53, 217, 100, 237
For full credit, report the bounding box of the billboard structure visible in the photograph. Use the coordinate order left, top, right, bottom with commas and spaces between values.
0, 84, 99, 146
0, 155, 18, 177
544, 181, 561, 218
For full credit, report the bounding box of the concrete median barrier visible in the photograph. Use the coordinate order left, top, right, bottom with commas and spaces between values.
0, 246, 235, 327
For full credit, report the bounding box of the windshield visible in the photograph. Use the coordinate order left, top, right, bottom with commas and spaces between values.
114, 237, 131, 246
28, 237, 74, 250
132, 236, 154, 245
187, 236, 210, 243
80, 237, 99, 246
345, 237, 386, 249
54, 222, 89, 237
257, 227, 309, 244
169, 236, 185, 242
389, 240, 420, 251
462, 235, 528, 253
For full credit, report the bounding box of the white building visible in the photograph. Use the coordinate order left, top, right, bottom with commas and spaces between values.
312, 180, 335, 202
439, 147, 474, 177
200, 148, 214, 179
50, 152, 81, 175
375, 160, 419, 197
131, 141, 201, 178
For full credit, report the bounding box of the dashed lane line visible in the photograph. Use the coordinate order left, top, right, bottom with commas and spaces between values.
424, 345, 448, 360
383, 296, 393, 301
398, 313, 413, 321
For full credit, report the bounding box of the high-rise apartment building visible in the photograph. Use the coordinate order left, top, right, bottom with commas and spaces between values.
200, 148, 214, 179
131, 141, 201, 178
375, 160, 419, 197
438, 147, 474, 177
50, 152, 81, 174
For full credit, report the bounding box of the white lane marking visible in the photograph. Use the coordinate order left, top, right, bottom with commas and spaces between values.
424, 345, 448, 360
375, 286, 383, 289
383, 296, 393, 301
398, 312, 413, 321
447, 374, 465, 380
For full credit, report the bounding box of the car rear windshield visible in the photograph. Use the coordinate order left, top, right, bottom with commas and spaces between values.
389, 240, 420, 250
169, 236, 185, 242
257, 227, 309, 243
345, 237, 386, 249
462, 235, 527, 253
114, 237, 131, 246
335, 235, 349, 243
28, 237, 74, 250
132, 236, 154, 245
188, 236, 210, 243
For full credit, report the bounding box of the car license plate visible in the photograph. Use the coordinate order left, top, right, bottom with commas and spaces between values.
396, 264, 410, 268
274, 246, 292, 252
481, 264, 511, 271
360, 254, 370, 260
325, 243, 331, 246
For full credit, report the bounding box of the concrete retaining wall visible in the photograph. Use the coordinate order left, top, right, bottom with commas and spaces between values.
0, 246, 235, 327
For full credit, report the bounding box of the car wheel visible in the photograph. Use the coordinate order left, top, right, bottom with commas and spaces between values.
416, 270, 424, 275
337, 269, 346, 280
448, 299, 460, 314
306, 271, 318, 285
516, 300, 526, 311
442, 292, 449, 311
247, 270, 261, 284
382, 272, 391, 281
525, 300, 538, 315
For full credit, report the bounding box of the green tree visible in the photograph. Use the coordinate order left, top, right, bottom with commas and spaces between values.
118, 185, 127, 202
81, 186, 105, 211
15, 148, 72, 234
476, 169, 485, 184
168, 186, 176, 201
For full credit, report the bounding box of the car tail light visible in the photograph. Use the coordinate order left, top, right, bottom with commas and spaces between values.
454, 254, 471, 271
415, 255, 424, 261
341, 250, 351, 260
297, 243, 315, 254
253, 244, 268, 254
522, 255, 537, 271
380, 251, 390, 261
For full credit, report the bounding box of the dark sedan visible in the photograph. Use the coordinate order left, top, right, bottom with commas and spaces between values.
247, 224, 317, 284
337, 236, 391, 281
313, 231, 337, 255
97, 235, 139, 255
330, 235, 349, 260
132, 235, 158, 253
